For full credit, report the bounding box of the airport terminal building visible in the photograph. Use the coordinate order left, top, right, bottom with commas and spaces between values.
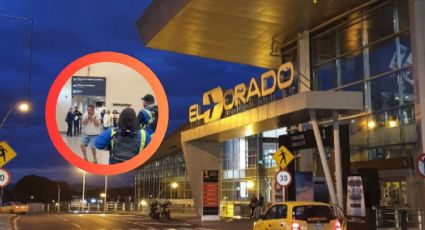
135, 0, 425, 218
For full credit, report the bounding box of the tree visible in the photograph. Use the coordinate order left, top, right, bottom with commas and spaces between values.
6, 175, 73, 203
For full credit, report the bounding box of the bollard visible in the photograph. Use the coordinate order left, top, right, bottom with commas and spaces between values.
395, 209, 400, 229
122, 203, 125, 211
114, 202, 117, 211
47, 204, 50, 213
130, 203, 133, 211
400, 209, 408, 230
419, 209, 423, 230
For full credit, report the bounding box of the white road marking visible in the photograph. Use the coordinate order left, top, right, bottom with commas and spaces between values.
72, 223, 81, 228
13, 216, 20, 230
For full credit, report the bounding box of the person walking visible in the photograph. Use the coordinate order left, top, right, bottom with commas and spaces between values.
253, 193, 264, 220
65, 108, 74, 136
95, 107, 150, 164
73, 106, 82, 135
80, 104, 101, 163
137, 94, 158, 138
249, 195, 258, 219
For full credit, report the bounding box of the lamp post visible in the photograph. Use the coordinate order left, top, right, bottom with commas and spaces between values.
57, 185, 61, 213
76, 169, 87, 212
156, 182, 178, 199
103, 175, 108, 213
100, 192, 106, 213
0, 102, 30, 131
0, 102, 30, 205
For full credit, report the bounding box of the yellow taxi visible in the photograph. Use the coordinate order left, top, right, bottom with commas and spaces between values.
0, 202, 28, 214
253, 202, 345, 230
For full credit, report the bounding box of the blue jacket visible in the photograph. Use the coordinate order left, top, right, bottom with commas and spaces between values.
95, 127, 151, 152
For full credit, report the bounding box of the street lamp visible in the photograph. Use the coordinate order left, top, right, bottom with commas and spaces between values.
76, 168, 87, 211
0, 102, 31, 131
157, 182, 178, 199
246, 180, 255, 189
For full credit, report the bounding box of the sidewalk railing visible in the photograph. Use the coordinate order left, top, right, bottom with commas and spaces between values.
371, 206, 424, 230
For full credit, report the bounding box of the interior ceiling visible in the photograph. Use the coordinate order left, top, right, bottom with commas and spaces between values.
138, 0, 371, 69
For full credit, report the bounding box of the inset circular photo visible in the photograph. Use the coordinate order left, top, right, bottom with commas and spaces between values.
45, 52, 168, 175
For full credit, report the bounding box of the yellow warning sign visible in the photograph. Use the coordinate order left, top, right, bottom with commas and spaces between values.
0, 141, 17, 167
273, 145, 294, 169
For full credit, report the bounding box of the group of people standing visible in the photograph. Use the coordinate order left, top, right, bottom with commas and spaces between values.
65, 94, 158, 164
65, 107, 82, 136
100, 109, 120, 130
249, 193, 264, 220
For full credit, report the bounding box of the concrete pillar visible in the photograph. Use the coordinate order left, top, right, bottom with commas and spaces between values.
298, 31, 311, 92
181, 140, 220, 217
409, 0, 425, 210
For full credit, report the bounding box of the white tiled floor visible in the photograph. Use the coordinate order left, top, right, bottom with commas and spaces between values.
61, 133, 110, 165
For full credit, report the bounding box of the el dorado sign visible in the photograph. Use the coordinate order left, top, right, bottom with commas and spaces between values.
189, 61, 295, 124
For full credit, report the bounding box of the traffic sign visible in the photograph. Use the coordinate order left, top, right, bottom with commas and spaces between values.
275, 170, 292, 187
273, 145, 294, 169
417, 153, 425, 178
0, 168, 11, 188
0, 141, 17, 167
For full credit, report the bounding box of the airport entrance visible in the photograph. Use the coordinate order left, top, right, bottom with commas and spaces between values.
278, 125, 351, 203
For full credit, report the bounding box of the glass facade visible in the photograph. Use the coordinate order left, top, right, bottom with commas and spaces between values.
311, 0, 416, 163
136, 151, 191, 201
220, 128, 287, 207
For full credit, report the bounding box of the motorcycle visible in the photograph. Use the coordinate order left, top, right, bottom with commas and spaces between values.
160, 200, 171, 222
149, 200, 160, 220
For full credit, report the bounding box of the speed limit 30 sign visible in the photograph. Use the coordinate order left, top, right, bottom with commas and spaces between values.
276, 170, 292, 187
0, 168, 11, 188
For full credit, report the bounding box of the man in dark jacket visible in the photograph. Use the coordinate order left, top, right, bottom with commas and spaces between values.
66, 108, 74, 136
73, 106, 82, 135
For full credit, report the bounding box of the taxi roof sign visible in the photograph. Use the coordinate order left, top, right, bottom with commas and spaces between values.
0, 141, 17, 167
273, 145, 294, 169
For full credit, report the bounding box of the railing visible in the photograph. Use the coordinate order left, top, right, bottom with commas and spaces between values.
372, 206, 424, 230
39, 199, 195, 215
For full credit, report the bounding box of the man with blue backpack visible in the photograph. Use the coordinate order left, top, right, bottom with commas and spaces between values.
137, 94, 158, 138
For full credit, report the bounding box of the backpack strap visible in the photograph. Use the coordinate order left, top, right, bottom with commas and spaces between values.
110, 128, 117, 150
144, 108, 155, 125
140, 129, 147, 152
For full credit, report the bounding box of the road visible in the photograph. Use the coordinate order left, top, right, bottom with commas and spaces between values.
15, 214, 253, 230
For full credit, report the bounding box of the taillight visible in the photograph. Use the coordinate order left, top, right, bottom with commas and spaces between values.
291, 222, 300, 230
335, 220, 342, 230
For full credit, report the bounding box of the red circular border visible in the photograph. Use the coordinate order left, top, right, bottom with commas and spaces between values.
45, 52, 169, 175
275, 170, 292, 187
416, 153, 425, 178
0, 168, 11, 188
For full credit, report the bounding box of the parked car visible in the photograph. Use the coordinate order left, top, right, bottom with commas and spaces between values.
253, 201, 345, 230
0, 202, 28, 214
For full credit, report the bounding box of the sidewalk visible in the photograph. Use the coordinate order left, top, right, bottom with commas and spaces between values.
0, 214, 14, 230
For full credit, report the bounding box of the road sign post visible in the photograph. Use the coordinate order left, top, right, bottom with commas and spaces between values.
0, 141, 17, 167
0, 168, 11, 205
272, 145, 294, 169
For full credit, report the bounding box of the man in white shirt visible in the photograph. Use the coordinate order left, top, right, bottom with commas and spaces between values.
80, 104, 101, 163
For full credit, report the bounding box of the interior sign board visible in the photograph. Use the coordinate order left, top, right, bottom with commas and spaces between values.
202, 170, 219, 221
72, 76, 106, 96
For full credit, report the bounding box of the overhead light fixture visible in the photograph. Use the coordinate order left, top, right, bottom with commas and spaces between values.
368, 120, 376, 129
388, 120, 398, 128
